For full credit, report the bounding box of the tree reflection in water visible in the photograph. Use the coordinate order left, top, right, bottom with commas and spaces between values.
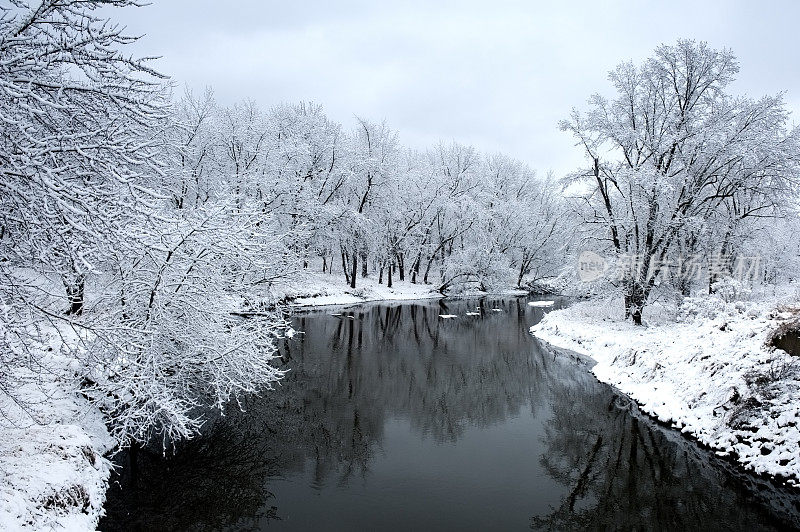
100, 298, 800, 531
533, 348, 800, 530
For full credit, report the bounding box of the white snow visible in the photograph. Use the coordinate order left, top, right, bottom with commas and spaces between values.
274, 272, 443, 308
530, 286, 800, 486
527, 300, 555, 307
0, 355, 114, 530
501, 289, 531, 296
439, 314, 458, 319
465, 311, 481, 316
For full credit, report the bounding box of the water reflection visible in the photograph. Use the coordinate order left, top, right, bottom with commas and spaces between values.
100, 297, 800, 531
533, 355, 800, 530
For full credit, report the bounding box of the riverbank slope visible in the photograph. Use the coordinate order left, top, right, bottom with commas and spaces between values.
272, 271, 528, 307
276, 271, 443, 307
530, 286, 800, 486
0, 348, 114, 530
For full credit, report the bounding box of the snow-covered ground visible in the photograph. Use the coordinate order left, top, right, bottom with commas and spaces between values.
268, 271, 535, 308
265, 271, 443, 307
0, 356, 114, 530
531, 285, 800, 487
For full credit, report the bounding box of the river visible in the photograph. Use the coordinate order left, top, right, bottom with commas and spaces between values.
100, 296, 800, 531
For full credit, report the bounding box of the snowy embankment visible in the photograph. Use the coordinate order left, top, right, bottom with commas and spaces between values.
272, 271, 534, 308
531, 288, 800, 486
271, 271, 444, 307
0, 356, 114, 530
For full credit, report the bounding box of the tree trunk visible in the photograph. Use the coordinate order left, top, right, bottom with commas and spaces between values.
397, 253, 405, 281
709, 234, 733, 294
624, 279, 649, 326
387, 260, 393, 288
350, 252, 358, 289
64, 274, 85, 316
678, 274, 691, 297
411, 252, 422, 284
379, 265, 384, 284
517, 264, 526, 288
361, 252, 368, 278
423, 254, 436, 284
341, 248, 350, 286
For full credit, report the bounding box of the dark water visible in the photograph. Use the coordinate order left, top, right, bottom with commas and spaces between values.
101, 297, 800, 531
773, 328, 800, 357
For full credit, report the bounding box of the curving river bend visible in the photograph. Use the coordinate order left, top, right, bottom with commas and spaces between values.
100, 297, 800, 531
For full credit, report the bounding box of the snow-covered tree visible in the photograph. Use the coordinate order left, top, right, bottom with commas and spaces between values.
0, 2, 294, 452
163, 88, 218, 210
561, 39, 800, 323
265, 102, 343, 269
0, 0, 168, 310
82, 205, 291, 448
0, 0, 170, 423
335, 118, 398, 288
482, 158, 569, 287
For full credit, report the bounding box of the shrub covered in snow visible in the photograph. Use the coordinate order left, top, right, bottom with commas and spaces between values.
712, 276, 752, 303
439, 246, 513, 294
676, 296, 727, 322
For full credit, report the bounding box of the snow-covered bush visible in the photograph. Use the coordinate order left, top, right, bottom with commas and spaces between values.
676, 297, 727, 323
81, 207, 291, 448
349, 286, 370, 299
438, 246, 513, 294
711, 276, 751, 303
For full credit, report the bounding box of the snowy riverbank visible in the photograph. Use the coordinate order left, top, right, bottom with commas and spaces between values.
271, 271, 529, 308
530, 286, 800, 487
0, 352, 114, 530
279, 272, 443, 307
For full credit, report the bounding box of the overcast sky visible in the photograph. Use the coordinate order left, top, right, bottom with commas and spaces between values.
113, 0, 800, 177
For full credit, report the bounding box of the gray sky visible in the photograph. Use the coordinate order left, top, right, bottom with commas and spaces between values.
114, 0, 800, 177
